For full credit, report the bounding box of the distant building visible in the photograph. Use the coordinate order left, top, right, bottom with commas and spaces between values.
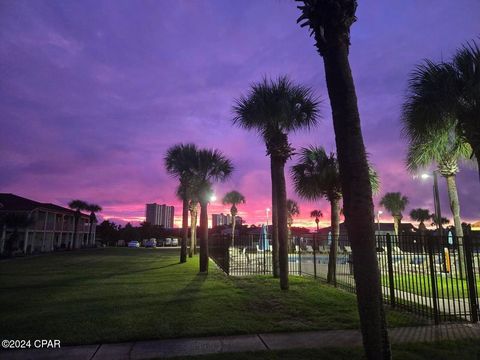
317, 222, 417, 238
235, 216, 243, 225
0, 193, 93, 255
145, 203, 174, 228
212, 213, 232, 227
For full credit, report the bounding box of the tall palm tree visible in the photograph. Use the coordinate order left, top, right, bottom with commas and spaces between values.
165, 143, 199, 263
296, 2, 391, 356
195, 148, 233, 273
68, 200, 88, 250
86, 203, 102, 247
409, 208, 432, 232
222, 191, 246, 247
403, 42, 480, 179
310, 209, 323, 232
403, 60, 474, 277
233, 76, 320, 290
379, 193, 409, 236
292, 146, 379, 285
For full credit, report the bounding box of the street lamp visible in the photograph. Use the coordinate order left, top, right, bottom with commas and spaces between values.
377, 210, 383, 233
421, 171, 442, 237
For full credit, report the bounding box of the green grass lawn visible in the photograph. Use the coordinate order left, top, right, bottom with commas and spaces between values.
0, 248, 425, 345
172, 339, 480, 360
382, 274, 480, 299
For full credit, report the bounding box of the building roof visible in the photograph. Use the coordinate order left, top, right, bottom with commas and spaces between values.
0, 193, 89, 217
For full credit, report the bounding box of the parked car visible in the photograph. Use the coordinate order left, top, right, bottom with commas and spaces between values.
171, 238, 179, 246
165, 238, 172, 246
145, 238, 157, 248
128, 241, 140, 248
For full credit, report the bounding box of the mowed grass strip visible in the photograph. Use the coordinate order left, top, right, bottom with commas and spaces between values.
0, 248, 425, 345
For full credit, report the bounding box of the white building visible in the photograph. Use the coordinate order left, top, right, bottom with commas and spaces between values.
145, 203, 174, 228
0, 193, 94, 255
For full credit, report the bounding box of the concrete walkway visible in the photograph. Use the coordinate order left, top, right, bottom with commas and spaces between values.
2, 323, 480, 360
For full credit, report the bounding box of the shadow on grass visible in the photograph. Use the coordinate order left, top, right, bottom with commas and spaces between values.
169, 273, 208, 305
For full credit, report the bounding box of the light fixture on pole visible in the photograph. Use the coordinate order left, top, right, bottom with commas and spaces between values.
377, 210, 383, 233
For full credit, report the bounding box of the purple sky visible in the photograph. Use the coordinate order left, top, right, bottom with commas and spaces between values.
1, 0, 479, 228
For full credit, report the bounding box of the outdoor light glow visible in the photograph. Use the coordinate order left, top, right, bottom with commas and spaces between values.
378, 210, 383, 215
210, 195, 217, 202
421, 173, 430, 180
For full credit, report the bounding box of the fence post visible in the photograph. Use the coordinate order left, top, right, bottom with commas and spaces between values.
298, 237, 302, 276
464, 236, 479, 323
427, 235, 440, 324
386, 233, 396, 308
313, 234, 317, 279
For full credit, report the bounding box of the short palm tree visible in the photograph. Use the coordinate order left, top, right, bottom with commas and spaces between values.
286, 199, 300, 251
409, 208, 432, 232
431, 216, 450, 228
233, 75, 320, 290
86, 203, 102, 247
165, 143, 199, 263
68, 200, 89, 250
379, 193, 409, 236
291, 146, 379, 285
194, 148, 233, 273
222, 191, 246, 247
310, 209, 323, 232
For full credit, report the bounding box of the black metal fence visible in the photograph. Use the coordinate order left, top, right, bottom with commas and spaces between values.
209, 233, 480, 324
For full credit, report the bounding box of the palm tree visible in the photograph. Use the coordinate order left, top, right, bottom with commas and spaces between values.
222, 191, 246, 247
195, 148, 233, 273
409, 208, 432, 232
68, 200, 88, 250
296, 2, 391, 356
310, 209, 323, 232
189, 199, 199, 257
233, 76, 320, 290
403, 60, 474, 277
286, 199, 300, 251
165, 143, 199, 263
431, 216, 450, 228
292, 146, 379, 285
403, 42, 480, 179
379, 193, 409, 236
86, 203, 102, 247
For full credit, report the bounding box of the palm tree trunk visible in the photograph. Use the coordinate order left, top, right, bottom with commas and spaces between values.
393, 216, 400, 237
181, 198, 188, 263
270, 157, 280, 278
231, 214, 236, 248
192, 207, 198, 255
322, 43, 391, 359
273, 155, 289, 290
327, 197, 340, 285
445, 175, 465, 278
72, 212, 79, 250
199, 201, 209, 273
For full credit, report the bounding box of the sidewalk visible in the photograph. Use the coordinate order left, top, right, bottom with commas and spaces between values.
2, 323, 480, 360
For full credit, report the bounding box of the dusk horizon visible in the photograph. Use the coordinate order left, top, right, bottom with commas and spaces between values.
2, 0, 479, 229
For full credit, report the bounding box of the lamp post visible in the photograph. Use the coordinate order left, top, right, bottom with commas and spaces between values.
377, 210, 383, 233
